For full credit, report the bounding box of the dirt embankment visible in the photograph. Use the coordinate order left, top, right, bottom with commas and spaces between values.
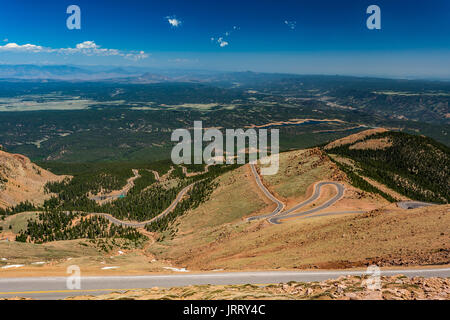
60, 275, 449, 300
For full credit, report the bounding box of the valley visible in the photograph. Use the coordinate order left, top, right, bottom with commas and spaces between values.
0, 75, 448, 163
0, 75, 448, 300
0, 0, 448, 305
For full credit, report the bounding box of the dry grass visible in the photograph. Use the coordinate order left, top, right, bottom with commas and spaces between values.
148, 165, 267, 262
262, 148, 341, 199
324, 128, 387, 150
359, 176, 409, 201
0, 237, 177, 277
1, 144, 447, 278
350, 137, 393, 150
0, 212, 39, 234
0, 239, 100, 269
173, 165, 266, 231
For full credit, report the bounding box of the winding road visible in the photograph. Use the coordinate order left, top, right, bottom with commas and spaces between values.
26, 168, 196, 229
248, 163, 438, 225
95, 165, 204, 227
247, 164, 285, 221
149, 170, 160, 181
47, 163, 440, 228
248, 164, 363, 224
269, 182, 359, 224
89, 183, 196, 228
148, 166, 175, 183
79, 165, 206, 227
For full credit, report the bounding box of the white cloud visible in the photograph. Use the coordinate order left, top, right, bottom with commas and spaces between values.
0, 42, 44, 52
58, 41, 121, 57
217, 37, 228, 47
3, 39, 8, 42
211, 26, 239, 48
166, 16, 182, 27
0, 41, 148, 61
125, 51, 149, 61
76, 41, 98, 49
284, 20, 297, 30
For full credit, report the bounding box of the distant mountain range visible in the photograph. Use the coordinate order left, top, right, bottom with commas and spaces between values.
2, 64, 450, 84
0, 64, 228, 82
0, 64, 143, 81
0, 64, 290, 85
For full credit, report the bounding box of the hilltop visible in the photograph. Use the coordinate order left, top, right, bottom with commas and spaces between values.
325, 129, 450, 203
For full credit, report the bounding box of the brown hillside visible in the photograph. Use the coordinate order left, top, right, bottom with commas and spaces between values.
148, 148, 394, 271
152, 204, 449, 271
349, 137, 393, 150
0, 150, 65, 208
324, 128, 387, 150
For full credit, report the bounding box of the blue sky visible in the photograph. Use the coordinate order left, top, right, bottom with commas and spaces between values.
0, 0, 449, 78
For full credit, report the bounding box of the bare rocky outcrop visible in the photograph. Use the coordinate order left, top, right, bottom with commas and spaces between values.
0, 150, 65, 209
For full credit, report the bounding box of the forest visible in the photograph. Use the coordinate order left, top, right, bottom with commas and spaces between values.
0, 77, 447, 163
11, 161, 239, 243
15, 211, 145, 244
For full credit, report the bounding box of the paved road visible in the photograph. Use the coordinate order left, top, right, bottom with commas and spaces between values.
0, 267, 448, 300
247, 164, 285, 221
90, 183, 196, 228
269, 182, 354, 224
247, 164, 359, 224
397, 201, 436, 210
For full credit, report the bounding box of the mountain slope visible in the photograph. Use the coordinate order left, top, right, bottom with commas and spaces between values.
0, 150, 64, 209
147, 131, 449, 271
148, 154, 448, 271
